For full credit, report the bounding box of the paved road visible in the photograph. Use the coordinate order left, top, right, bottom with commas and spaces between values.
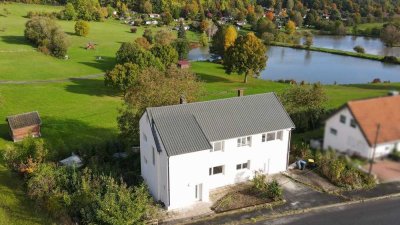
256, 197, 400, 225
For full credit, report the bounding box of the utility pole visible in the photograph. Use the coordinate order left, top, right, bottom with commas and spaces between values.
369, 123, 381, 175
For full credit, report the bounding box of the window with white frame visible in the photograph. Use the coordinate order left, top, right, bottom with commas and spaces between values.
262, 134, 266, 142
236, 161, 249, 170
330, 128, 338, 135
263, 131, 283, 142
277, 131, 283, 140
237, 136, 252, 147
211, 141, 224, 152
209, 165, 224, 175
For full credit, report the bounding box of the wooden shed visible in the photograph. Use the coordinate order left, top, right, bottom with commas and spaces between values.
177, 60, 190, 69
6, 111, 42, 142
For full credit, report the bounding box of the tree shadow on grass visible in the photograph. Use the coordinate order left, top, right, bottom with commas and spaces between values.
0, 122, 11, 142
65, 77, 121, 97
40, 117, 119, 160
196, 72, 233, 83
78, 56, 116, 72
344, 83, 400, 91
0, 35, 33, 47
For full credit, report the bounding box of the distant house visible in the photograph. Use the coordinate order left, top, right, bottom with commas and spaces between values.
177, 60, 190, 69
145, 20, 158, 25
149, 13, 160, 18
6, 111, 42, 142
140, 92, 295, 209
323, 94, 400, 159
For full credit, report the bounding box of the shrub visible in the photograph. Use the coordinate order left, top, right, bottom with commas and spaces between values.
252, 173, 282, 201
27, 11, 57, 19
372, 78, 381, 83
59, 3, 76, 20
130, 26, 137, 33
24, 17, 69, 58
382, 56, 399, 64
353, 45, 365, 53
75, 20, 90, 37
266, 179, 283, 201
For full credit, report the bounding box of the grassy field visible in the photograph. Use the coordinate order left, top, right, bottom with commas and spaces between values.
0, 3, 199, 81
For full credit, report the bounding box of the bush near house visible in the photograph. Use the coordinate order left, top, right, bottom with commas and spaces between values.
252, 173, 283, 201
315, 150, 376, 190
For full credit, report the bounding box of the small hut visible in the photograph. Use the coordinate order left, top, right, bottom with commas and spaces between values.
6, 111, 42, 142
177, 60, 190, 69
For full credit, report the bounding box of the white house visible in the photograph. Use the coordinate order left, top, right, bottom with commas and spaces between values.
140, 92, 295, 210
323, 95, 400, 159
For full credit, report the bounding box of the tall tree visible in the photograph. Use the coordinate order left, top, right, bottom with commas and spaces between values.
151, 44, 179, 67
177, 21, 186, 39
118, 66, 202, 144
224, 25, 237, 51
115, 42, 164, 70
380, 24, 400, 47
223, 32, 267, 83
104, 63, 140, 92
286, 20, 296, 34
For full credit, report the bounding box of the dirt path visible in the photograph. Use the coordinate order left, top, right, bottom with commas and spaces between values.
0, 74, 104, 84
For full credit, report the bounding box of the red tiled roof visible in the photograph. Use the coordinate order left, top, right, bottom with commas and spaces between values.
347, 95, 400, 146
178, 60, 190, 65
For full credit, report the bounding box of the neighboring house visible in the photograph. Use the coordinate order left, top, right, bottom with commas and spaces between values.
145, 20, 158, 25
140, 92, 295, 209
323, 95, 400, 159
6, 111, 42, 142
149, 13, 160, 18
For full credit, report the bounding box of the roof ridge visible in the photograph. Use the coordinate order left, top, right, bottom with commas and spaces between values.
7, 111, 39, 119
147, 92, 276, 110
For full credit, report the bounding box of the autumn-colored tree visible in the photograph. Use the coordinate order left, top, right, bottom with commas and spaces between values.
223, 32, 267, 83
266, 11, 274, 21
224, 25, 237, 51
118, 66, 202, 144
380, 24, 400, 47
199, 19, 210, 32
154, 29, 175, 45
134, 37, 151, 50
286, 20, 296, 34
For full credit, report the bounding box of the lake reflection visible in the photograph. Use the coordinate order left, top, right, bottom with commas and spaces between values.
188, 45, 400, 84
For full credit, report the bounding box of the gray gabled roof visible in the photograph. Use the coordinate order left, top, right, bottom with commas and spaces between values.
146, 92, 295, 156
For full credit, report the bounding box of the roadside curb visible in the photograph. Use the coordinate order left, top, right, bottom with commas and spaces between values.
240, 192, 400, 224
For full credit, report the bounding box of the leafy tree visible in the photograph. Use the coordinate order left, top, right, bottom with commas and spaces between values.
119, 66, 202, 144
69, 0, 102, 21
105, 63, 140, 92
134, 37, 151, 50
353, 45, 365, 53
255, 17, 276, 36
266, 11, 274, 21
210, 26, 226, 57
223, 32, 267, 83
142, 28, 154, 44
24, 17, 69, 58
333, 21, 346, 35
154, 29, 175, 45
162, 11, 173, 25
286, 20, 296, 34
303, 31, 313, 48
151, 44, 179, 67
292, 11, 303, 27
280, 83, 327, 132
61, 3, 76, 20
177, 21, 186, 39
224, 25, 237, 51
173, 38, 189, 60
74, 20, 90, 37
199, 32, 208, 46
380, 24, 400, 47
116, 42, 164, 70
199, 19, 211, 33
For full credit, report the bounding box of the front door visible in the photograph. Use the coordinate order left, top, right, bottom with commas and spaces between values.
195, 184, 202, 201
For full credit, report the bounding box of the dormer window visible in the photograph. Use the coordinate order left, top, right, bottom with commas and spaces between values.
237, 136, 251, 147
211, 141, 224, 152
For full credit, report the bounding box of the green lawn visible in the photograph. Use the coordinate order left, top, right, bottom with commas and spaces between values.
0, 3, 201, 81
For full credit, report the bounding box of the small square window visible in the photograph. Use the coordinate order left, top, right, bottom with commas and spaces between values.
246, 136, 251, 146
262, 134, 266, 142
242, 162, 248, 169
236, 164, 241, 170
330, 128, 337, 135
350, 119, 357, 128
210, 166, 223, 175
277, 131, 283, 140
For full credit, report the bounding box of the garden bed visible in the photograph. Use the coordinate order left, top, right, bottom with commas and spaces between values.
211, 183, 274, 213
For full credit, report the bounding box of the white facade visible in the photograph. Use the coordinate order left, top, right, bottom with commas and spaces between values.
323, 107, 400, 158
140, 111, 292, 210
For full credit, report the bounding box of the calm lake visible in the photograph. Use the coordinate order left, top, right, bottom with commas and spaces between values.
189, 43, 400, 85
309, 35, 400, 57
